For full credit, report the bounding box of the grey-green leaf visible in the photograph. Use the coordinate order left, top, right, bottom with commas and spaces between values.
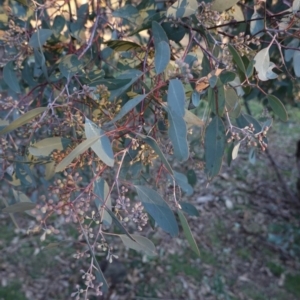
29, 29, 53, 48
135, 185, 179, 236
293, 50, 300, 77
167, 107, 189, 162
3, 61, 21, 93
94, 177, 112, 226
59, 54, 82, 78
167, 0, 198, 18
137, 133, 173, 175
85, 118, 114, 167
211, 0, 239, 12
119, 234, 157, 256
0, 107, 47, 135
178, 210, 200, 256
2, 202, 35, 213
29, 137, 71, 157
179, 202, 199, 217
168, 79, 185, 117
228, 44, 246, 73
109, 94, 147, 124
173, 171, 193, 196
250, 11, 264, 37
152, 21, 168, 45
55, 136, 100, 172
205, 116, 226, 180
267, 95, 288, 122
155, 41, 170, 74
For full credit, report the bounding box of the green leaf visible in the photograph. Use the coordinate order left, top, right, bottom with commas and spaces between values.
109, 69, 142, 101
179, 202, 199, 216
167, 107, 189, 162
29, 29, 53, 48
225, 87, 241, 118
52, 15, 65, 35
119, 234, 157, 257
29, 137, 71, 156
109, 94, 147, 124
183, 109, 204, 127
152, 21, 169, 45
209, 75, 218, 88
246, 60, 255, 78
285, 39, 299, 62
191, 91, 201, 107
250, 11, 264, 37
186, 169, 197, 186
0, 107, 47, 135
167, 79, 185, 117
228, 44, 246, 74
85, 118, 114, 167
211, 0, 239, 12
3, 61, 21, 93
167, 0, 198, 18
208, 80, 225, 116
254, 47, 278, 81
2, 202, 36, 213
173, 171, 193, 196
106, 40, 142, 51
177, 210, 200, 256
227, 142, 234, 167
155, 41, 170, 74
94, 178, 112, 226
59, 54, 82, 79
55, 136, 100, 172
220, 71, 236, 84
293, 50, 300, 77
162, 22, 186, 43
135, 185, 179, 236
205, 116, 226, 180
137, 133, 173, 175
267, 95, 288, 122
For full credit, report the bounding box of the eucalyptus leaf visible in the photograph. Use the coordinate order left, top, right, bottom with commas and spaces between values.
109, 94, 147, 123
94, 177, 112, 226
167, 0, 198, 18
55, 136, 101, 172
155, 41, 170, 74
228, 44, 246, 74
254, 47, 278, 81
211, 0, 239, 12
85, 118, 114, 167
3, 61, 21, 93
29, 29, 53, 48
135, 185, 179, 236
119, 234, 157, 256
178, 210, 200, 256
167, 79, 185, 117
167, 107, 189, 162
2, 202, 35, 213
267, 95, 288, 122
0, 107, 47, 135
293, 50, 300, 77
29, 137, 71, 157
137, 133, 173, 175
179, 202, 199, 216
205, 116, 226, 180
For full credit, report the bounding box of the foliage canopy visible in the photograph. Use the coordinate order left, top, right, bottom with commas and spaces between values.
0, 0, 299, 296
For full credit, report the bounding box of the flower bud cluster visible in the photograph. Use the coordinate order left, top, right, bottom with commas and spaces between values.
196, 2, 221, 27
174, 59, 194, 83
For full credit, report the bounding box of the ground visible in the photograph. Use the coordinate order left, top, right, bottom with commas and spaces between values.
0, 102, 300, 300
